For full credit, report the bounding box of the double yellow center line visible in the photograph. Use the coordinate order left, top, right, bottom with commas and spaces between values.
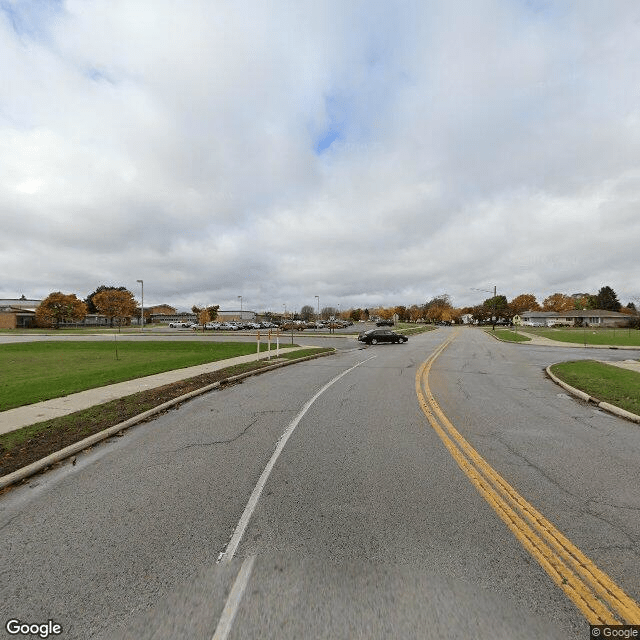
415, 333, 640, 625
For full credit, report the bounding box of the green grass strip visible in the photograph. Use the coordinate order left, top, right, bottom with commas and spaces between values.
396, 325, 435, 335
0, 347, 333, 475
520, 327, 640, 346
550, 360, 640, 416
0, 341, 295, 411
489, 329, 531, 342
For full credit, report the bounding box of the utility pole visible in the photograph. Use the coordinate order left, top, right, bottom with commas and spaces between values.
471, 286, 498, 330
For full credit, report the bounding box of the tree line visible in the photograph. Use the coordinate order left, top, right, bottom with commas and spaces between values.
35, 286, 141, 329
320, 286, 636, 326
33, 284, 637, 330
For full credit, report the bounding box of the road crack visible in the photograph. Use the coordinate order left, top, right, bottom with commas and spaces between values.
165, 417, 261, 453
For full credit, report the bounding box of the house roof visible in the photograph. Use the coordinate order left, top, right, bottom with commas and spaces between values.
522, 309, 628, 318
0, 306, 36, 314
0, 298, 42, 308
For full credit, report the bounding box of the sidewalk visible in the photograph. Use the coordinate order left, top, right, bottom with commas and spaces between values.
0, 347, 310, 436
598, 359, 640, 373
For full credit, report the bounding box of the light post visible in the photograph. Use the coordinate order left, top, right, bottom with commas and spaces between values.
136, 279, 144, 332
315, 295, 320, 326
238, 295, 242, 322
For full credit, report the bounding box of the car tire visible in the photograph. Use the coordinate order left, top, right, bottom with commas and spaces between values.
371, 338, 378, 345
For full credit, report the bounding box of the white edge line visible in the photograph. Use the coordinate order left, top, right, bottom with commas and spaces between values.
217, 355, 376, 563
211, 555, 257, 640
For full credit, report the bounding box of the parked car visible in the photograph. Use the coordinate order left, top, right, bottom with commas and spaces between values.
358, 329, 408, 344
168, 321, 192, 328
376, 319, 394, 327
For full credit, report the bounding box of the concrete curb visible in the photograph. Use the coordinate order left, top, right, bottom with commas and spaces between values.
0, 349, 335, 490
545, 365, 640, 424
483, 330, 531, 345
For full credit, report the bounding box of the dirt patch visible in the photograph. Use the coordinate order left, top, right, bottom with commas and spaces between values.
0, 359, 281, 478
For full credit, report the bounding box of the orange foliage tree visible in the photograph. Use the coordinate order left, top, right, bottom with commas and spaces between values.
93, 289, 137, 330
542, 293, 575, 312
509, 294, 541, 316
35, 292, 87, 328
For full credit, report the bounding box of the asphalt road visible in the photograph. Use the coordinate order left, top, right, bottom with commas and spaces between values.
1, 328, 639, 639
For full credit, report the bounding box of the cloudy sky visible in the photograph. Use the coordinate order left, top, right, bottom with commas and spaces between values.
2, 0, 639, 313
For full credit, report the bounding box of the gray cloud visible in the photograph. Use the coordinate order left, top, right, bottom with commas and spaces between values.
1, 0, 639, 312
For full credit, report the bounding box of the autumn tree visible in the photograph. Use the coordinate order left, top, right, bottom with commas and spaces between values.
349, 308, 362, 322
408, 304, 423, 323
470, 304, 490, 324
192, 305, 220, 329
93, 289, 137, 330
572, 294, 597, 310
595, 286, 621, 311
449, 308, 463, 324
542, 293, 574, 313
35, 292, 87, 328
85, 285, 129, 314
424, 295, 453, 323
374, 307, 394, 320
394, 305, 409, 323
509, 294, 540, 316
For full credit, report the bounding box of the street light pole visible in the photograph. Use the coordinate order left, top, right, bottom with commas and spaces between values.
238, 295, 242, 322
315, 295, 320, 325
136, 279, 144, 332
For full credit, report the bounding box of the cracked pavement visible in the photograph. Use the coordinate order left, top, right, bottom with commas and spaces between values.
1, 329, 639, 639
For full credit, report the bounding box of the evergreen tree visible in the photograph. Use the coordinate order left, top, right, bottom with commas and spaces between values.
595, 286, 621, 311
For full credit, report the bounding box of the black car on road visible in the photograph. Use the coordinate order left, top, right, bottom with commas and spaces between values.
358, 329, 408, 345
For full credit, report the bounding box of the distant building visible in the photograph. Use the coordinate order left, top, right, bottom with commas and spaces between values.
0, 297, 42, 328
217, 309, 257, 322
146, 304, 177, 315
150, 311, 197, 324
521, 310, 630, 327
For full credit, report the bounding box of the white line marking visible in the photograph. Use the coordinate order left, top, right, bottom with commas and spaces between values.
217, 356, 376, 563
211, 555, 256, 640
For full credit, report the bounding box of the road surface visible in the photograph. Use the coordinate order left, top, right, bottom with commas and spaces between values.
1, 328, 639, 638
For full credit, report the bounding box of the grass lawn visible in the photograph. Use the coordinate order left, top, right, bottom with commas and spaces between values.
396, 324, 436, 335
550, 360, 640, 416
520, 326, 640, 347
0, 346, 334, 476
489, 329, 531, 342
0, 341, 296, 411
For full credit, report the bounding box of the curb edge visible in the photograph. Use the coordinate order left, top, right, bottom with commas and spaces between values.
0, 349, 335, 490
545, 364, 640, 424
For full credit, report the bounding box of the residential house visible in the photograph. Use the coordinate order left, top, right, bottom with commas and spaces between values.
521, 310, 630, 327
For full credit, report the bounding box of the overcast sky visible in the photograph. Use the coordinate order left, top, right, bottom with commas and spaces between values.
2, 0, 639, 313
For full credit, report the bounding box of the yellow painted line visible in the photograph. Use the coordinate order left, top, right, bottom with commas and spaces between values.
415, 333, 640, 625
